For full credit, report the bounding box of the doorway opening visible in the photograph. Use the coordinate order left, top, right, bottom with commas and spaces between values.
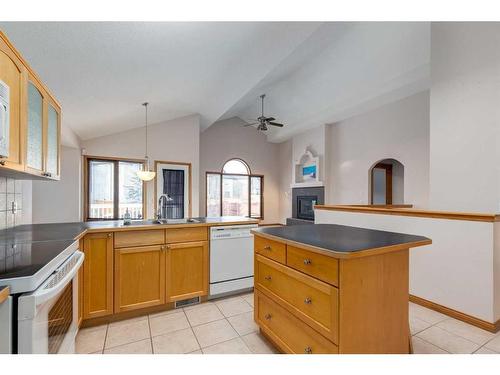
369, 159, 404, 205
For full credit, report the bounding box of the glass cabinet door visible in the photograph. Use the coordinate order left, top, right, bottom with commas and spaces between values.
46, 103, 59, 177
27, 82, 43, 171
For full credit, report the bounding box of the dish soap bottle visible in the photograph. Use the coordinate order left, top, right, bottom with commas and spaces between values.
123, 208, 132, 225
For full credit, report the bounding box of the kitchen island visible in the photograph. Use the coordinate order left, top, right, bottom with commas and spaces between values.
251, 224, 431, 354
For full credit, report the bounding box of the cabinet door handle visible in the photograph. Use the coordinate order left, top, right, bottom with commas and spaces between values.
264, 245, 271, 251
304, 346, 312, 354
264, 275, 272, 281
0, 160, 5, 166
264, 313, 272, 320
303, 258, 312, 265
166, 245, 171, 250
107, 233, 112, 238
304, 297, 312, 304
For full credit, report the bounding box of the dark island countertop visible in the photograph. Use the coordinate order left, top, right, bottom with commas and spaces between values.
252, 224, 431, 258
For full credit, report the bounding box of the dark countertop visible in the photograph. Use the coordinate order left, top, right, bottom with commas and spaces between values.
0, 217, 257, 282
252, 224, 431, 258
0, 216, 258, 245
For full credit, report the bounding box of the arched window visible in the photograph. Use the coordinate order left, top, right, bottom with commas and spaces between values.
206, 158, 263, 219
222, 159, 250, 174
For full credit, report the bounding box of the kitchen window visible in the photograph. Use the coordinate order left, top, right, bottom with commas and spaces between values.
206, 158, 263, 219
84, 156, 145, 220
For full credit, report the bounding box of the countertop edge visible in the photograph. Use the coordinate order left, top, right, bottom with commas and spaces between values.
251, 229, 432, 259
75, 219, 260, 240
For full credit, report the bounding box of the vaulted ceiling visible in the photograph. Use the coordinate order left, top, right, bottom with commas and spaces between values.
0, 22, 430, 143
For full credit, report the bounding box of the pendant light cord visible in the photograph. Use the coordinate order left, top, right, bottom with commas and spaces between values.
142, 102, 149, 166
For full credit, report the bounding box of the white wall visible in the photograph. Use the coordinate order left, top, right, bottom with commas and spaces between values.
316, 209, 500, 323
82, 115, 200, 219
278, 139, 293, 224
429, 23, 500, 213
32, 146, 81, 223
199, 117, 281, 224
326, 91, 430, 207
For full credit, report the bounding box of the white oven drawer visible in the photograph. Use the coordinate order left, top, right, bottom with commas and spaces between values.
17, 250, 84, 354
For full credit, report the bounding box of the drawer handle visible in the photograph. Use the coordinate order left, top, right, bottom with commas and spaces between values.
303, 258, 312, 265
265, 313, 272, 320
304, 297, 312, 305
264, 275, 272, 281
264, 245, 271, 251
304, 346, 312, 354
0, 160, 5, 166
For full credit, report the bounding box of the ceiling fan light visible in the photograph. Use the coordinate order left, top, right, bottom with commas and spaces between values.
136, 170, 156, 181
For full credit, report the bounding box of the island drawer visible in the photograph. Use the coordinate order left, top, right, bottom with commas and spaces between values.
254, 236, 286, 264
286, 245, 339, 286
114, 230, 165, 248
255, 289, 338, 354
166, 227, 208, 244
255, 255, 338, 343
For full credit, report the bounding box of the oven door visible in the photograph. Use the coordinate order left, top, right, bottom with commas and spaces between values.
17, 250, 84, 354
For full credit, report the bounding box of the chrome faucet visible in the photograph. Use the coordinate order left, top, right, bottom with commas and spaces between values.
157, 194, 173, 221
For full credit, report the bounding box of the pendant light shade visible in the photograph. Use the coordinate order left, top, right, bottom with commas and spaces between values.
137, 102, 156, 181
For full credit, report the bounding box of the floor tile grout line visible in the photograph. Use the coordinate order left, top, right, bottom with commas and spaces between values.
412, 335, 452, 354
415, 320, 486, 349
147, 314, 154, 354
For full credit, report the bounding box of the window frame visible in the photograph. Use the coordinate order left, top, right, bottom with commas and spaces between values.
83, 155, 146, 221
205, 158, 264, 220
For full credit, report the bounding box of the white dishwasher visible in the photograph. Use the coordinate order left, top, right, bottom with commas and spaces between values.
209, 224, 257, 298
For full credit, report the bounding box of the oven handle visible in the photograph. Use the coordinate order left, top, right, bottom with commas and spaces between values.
30, 250, 84, 305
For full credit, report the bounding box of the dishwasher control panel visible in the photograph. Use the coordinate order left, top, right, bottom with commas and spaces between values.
210, 225, 258, 240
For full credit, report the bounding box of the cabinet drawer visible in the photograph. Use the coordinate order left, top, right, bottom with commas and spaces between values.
256, 254, 338, 343
114, 230, 165, 248
254, 236, 286, 264
287, 246, 339, 286
166, 227, 208, 244
256, 290, 338, 354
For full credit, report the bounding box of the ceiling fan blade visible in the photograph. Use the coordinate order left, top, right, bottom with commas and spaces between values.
244, 122, 259, 127
264, 117, 275, 122
268, 122, 284, 127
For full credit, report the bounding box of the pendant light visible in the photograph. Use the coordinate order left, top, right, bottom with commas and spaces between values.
136, 102, 156, 181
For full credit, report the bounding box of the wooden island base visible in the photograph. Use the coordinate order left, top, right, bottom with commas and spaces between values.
252, 225, 431, 354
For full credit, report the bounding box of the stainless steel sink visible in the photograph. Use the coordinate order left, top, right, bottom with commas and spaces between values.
153, 218, 201, 225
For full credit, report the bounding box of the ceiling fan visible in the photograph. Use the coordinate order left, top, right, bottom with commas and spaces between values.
245, 94, 284, 131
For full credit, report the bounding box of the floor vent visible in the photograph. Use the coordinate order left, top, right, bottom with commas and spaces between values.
175, 296, 201, 309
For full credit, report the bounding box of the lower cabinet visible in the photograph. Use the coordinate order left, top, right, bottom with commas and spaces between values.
83, 232, 114, 319
166, 241, 209, 302
114, 245, 166, 313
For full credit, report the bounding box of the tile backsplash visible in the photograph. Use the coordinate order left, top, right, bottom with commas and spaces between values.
0, 177, 25, 229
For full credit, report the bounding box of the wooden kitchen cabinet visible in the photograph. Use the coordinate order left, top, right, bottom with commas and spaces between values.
166, 241, 209, 302
83, 232, 114, 319
0, 31, 61, 179
0, 33, 27, 172
44, 98, 61, 179
114, 244, 166, 313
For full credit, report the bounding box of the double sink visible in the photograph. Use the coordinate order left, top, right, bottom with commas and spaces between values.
124, 218, 202, 226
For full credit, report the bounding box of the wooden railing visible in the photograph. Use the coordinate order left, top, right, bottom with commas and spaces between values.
314, 204, 500, 222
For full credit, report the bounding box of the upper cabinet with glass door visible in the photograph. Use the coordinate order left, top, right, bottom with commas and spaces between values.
25, 76, 61, 180
0, 31, 61, 180
26, 80, 45, 175
45, 98, 61, 179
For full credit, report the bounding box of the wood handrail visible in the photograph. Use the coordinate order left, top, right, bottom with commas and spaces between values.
0, 286, 9, 305
314, 205, 500, 222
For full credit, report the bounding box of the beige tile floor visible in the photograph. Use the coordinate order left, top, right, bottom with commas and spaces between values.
76, 293, 500, 354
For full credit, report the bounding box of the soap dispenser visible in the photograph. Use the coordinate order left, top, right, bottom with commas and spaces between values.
123, 208, 132, 225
